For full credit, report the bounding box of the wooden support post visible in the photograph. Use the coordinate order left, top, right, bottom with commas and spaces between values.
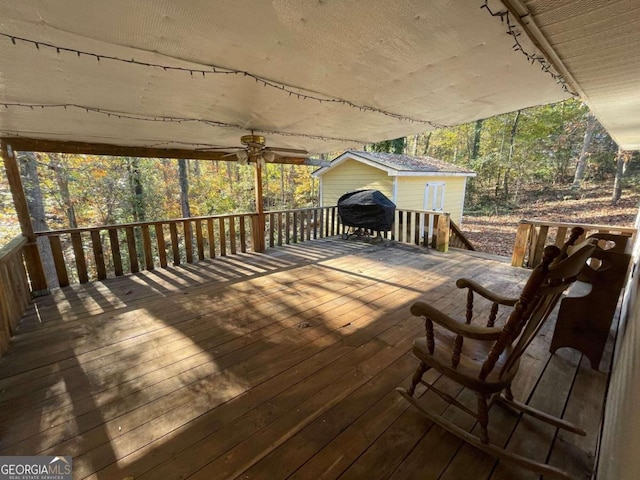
253, 163, 266, 252
1, 141, 48, 294
436, 213, 450, 252
512, 221, 533, 267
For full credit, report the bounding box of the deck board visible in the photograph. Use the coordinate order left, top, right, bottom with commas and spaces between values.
0, 237, 613, 479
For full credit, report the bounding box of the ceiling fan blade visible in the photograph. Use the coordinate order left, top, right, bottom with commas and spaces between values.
265, 146, 309, 155
194, 145, 242, 152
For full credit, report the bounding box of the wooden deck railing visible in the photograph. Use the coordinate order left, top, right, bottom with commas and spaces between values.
511, 219, 637, 268
264, 206, 468, 253
29, 206, 467, 288
265, 206, 342, 247
391, 209, 451, 252
0, 235, 30, 357
35, 213, 259, 286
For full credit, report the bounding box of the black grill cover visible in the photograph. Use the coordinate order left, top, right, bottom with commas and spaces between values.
338, 189, 396, 231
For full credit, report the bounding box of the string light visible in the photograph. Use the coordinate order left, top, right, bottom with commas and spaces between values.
0, 102, 366, 145
480, 1, 577, 96
0, 31, 445, 128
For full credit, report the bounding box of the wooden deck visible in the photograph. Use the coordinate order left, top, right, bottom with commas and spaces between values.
0, 237, 613, 479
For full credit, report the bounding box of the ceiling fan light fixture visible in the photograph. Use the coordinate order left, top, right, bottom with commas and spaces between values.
262, 151, 276, 162
257, 155, 266, 169
236, 150, 248, 165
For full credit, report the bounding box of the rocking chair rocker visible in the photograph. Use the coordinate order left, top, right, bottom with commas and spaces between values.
397, 228, 597, 479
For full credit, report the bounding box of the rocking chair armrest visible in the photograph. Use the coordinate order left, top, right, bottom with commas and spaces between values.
455, 278, 518, 306
410, 301, 503, 341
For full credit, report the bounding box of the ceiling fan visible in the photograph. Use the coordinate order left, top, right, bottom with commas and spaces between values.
199, 134, 309, 167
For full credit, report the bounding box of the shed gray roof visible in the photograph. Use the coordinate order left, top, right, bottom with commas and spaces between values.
346, 150, 475, 174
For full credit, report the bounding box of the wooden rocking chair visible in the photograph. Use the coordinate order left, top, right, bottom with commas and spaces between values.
397, 228, 597, 479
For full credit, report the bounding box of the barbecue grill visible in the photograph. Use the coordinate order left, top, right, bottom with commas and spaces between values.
337, 189, 396, 240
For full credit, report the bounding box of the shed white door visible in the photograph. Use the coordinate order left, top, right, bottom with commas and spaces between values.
422, 182, 445, 244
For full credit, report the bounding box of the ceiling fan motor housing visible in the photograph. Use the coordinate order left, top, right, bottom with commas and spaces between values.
241, 134, 266, 147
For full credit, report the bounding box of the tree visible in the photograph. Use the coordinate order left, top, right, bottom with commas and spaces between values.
471, 119, 483, 162
369, 138, 406, 154
502, 110, 521, 200
19, 152, 59, 288
611, 148, 629, 205
572, 114, 596, 190
48, 153, 78, 228
178, 159, 191, 218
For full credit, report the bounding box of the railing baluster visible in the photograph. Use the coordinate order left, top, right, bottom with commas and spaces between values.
108, 228, 124, 276
269, 213, 275, 248
169, 222, 180, 265
239, 216, 247, 253
295, 211, 301, 243
48, 235, 69, 287
155, 223, 167, 268
207, 219, 216, 258
531, 225, 549, 267
125, 227, 139, 273
218, 217, 227, 256
195, 219, 205, 260
431, 214, 439, 248
330, 207, 335, 236
90, 230, 107, 279
299, 211, 305, 243
229, 216, 237, 254
71, 231, 89, 283
183, 220, 193, 263
141, 224, 154, 270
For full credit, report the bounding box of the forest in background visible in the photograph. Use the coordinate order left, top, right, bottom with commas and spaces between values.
1, 97, 638, 246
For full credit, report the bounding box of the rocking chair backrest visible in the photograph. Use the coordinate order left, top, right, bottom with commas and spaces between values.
480, 237, 597, 381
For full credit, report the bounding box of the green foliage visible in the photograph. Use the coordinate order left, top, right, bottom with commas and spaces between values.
408, 98, 636, 211
368, 138, 406, 154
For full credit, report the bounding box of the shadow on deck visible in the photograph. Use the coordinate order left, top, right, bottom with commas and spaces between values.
0, 237, 613, 479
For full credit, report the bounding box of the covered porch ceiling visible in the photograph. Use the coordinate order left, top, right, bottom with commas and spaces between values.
0, 0, 638, 160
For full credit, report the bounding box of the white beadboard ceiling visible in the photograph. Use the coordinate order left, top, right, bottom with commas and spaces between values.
0, 0, 637, 155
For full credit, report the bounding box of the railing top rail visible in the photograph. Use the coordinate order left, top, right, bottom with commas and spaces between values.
519, 218, 637, 235
0, 235, 27, 263
34, 212, 259, 236
265, 206, 334, 215
396, 208, 450, 216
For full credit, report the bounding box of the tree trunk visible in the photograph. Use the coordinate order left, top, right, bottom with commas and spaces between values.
19, 152, 59, 288
411, 134, 420, 156
611, 147, 627, 205
423, 132, 432, 155
128, 157, 145, 222
50, 153, 77, 228
472, 119, 483, 161
572, 114, 596, 190
127, 157, 145, 268
280, 163, 285, 207
226, 161, 234, 195
505, 110, 521, 201
178, 158, 191, 218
